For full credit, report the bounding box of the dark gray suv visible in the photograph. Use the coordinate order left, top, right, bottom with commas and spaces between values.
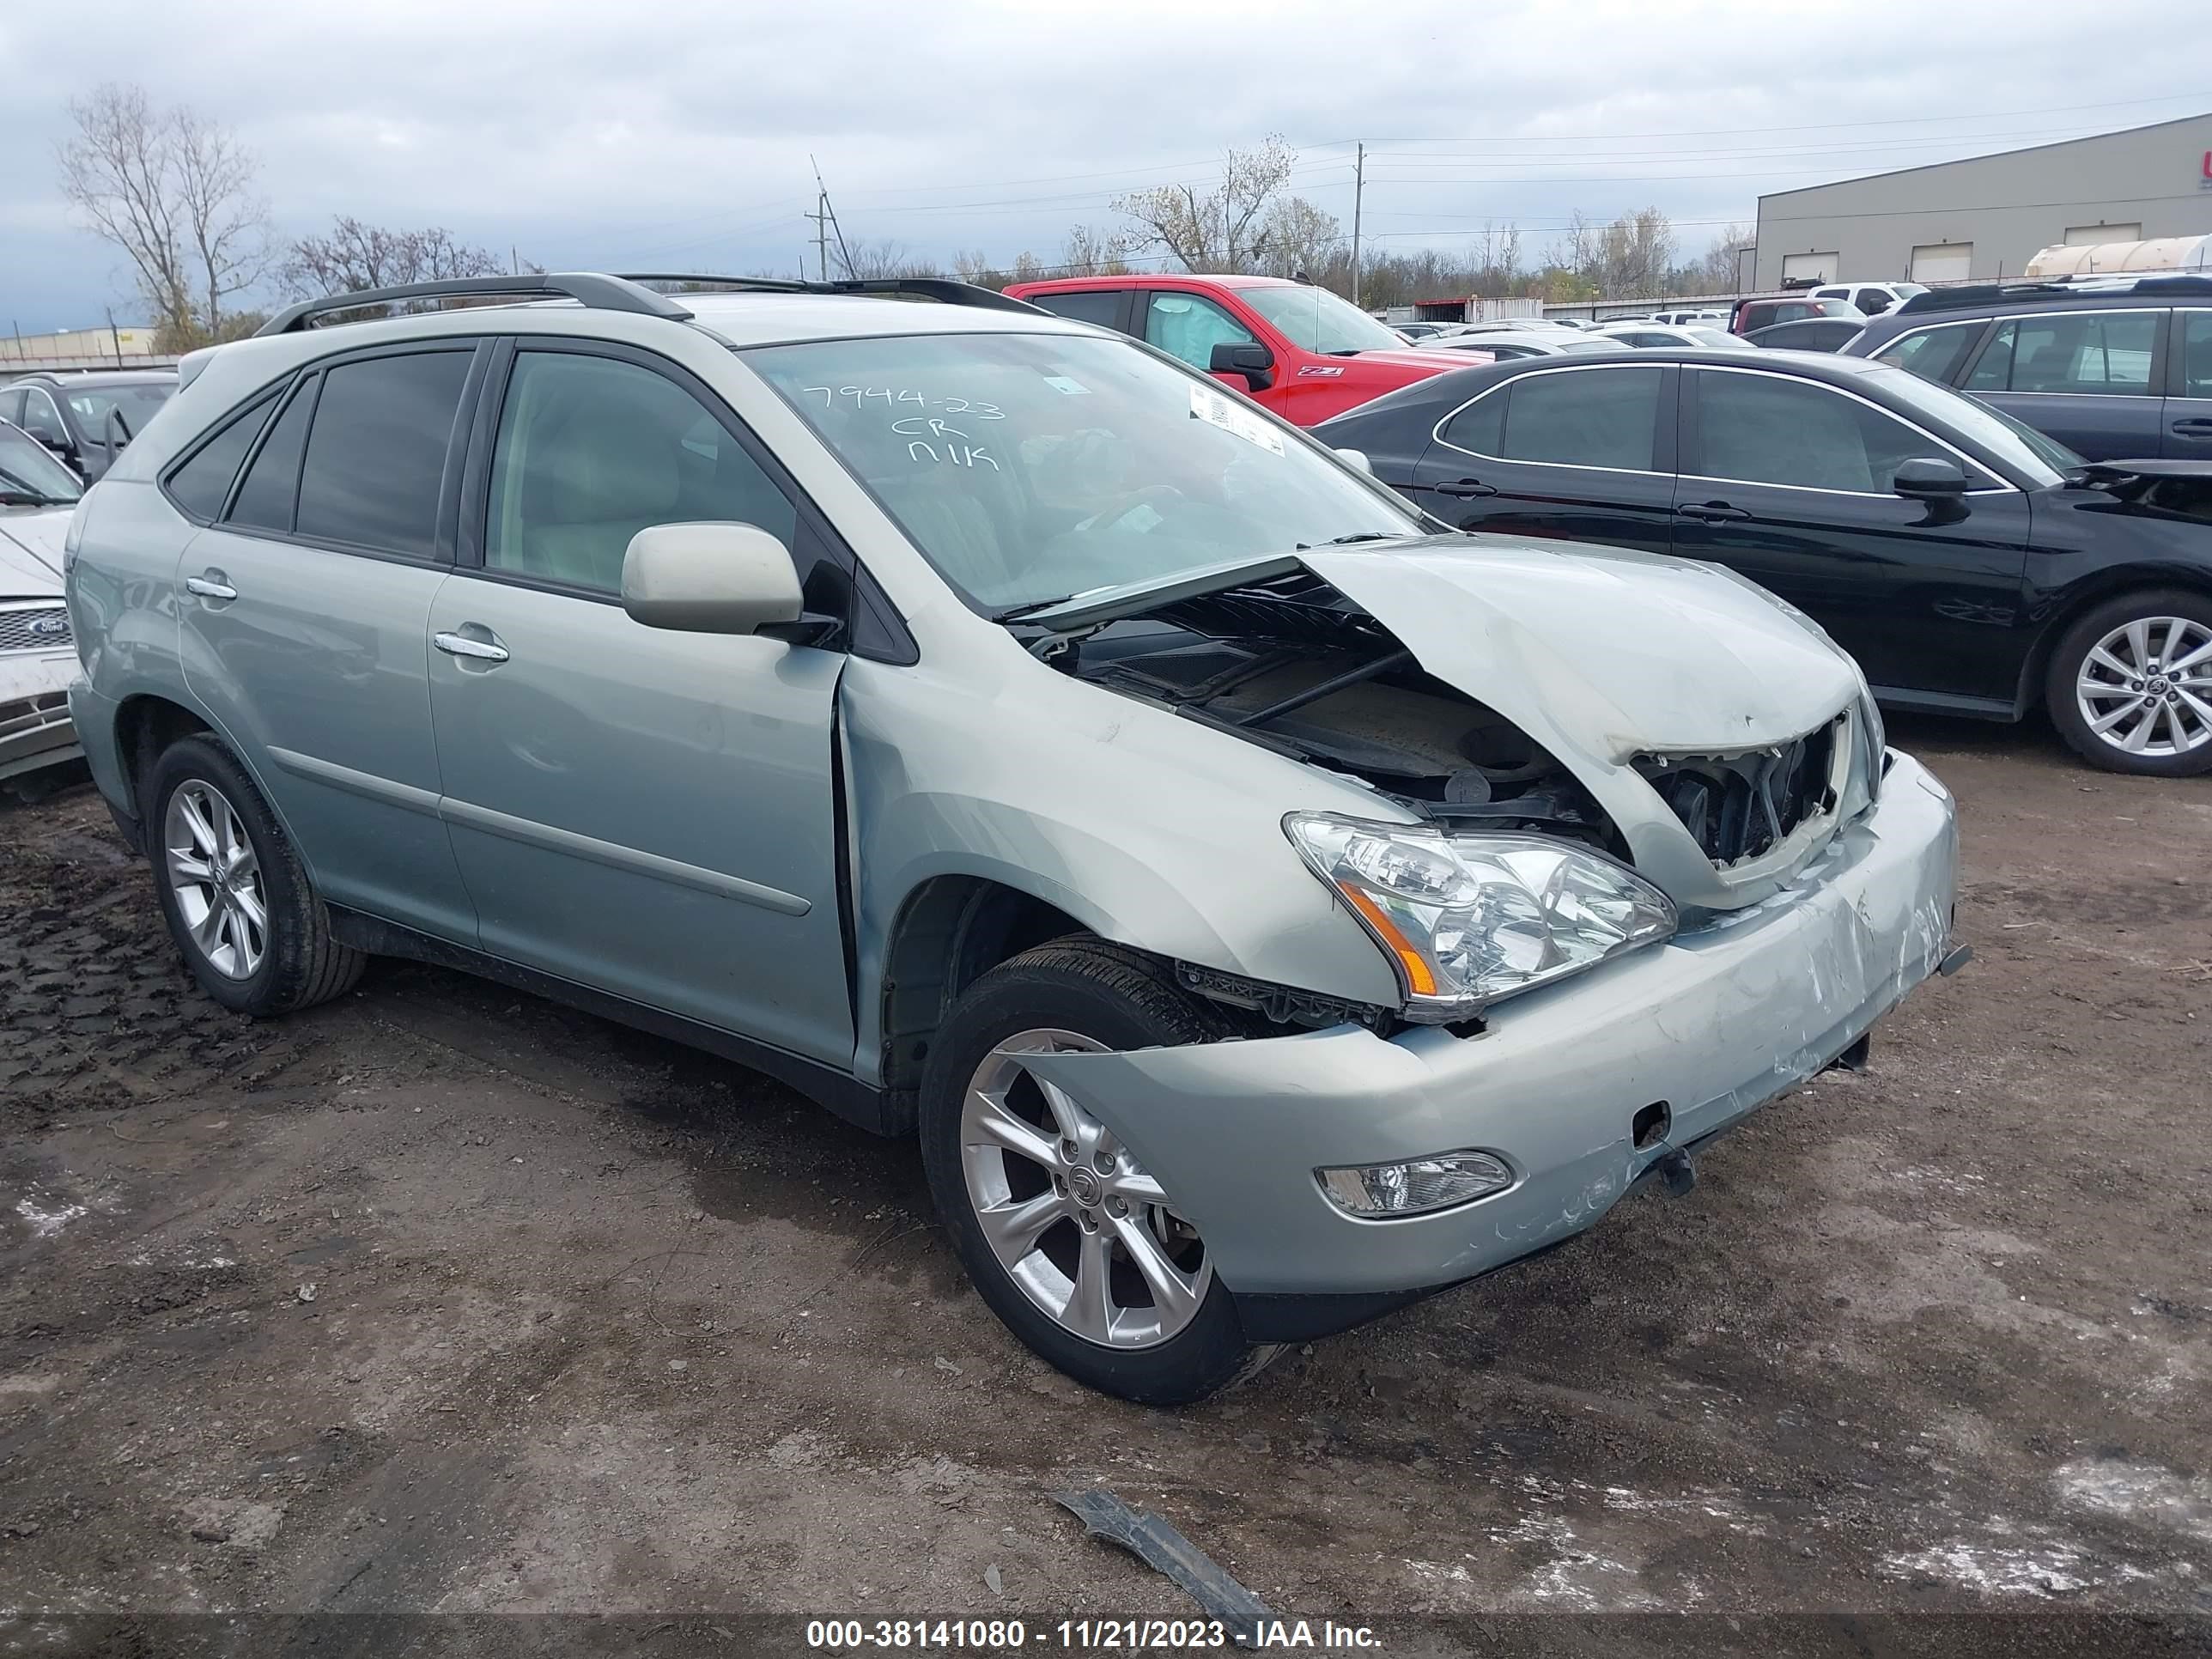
1845, 276, 2212, 462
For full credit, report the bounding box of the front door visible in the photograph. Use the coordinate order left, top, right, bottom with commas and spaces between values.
1406, 362, 1679, 555
176, 343, 481, 942
1669, 364, 2033, 706
426, 341, 852, 1066
1140, 290, 1284, 411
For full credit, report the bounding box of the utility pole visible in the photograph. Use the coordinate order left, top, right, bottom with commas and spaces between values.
809, 158, 855, 280
806, 190, 831, 282
1350, 142, 1365, 308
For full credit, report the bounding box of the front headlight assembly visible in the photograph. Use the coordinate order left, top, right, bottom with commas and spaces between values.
1285, 813, 1676, 1022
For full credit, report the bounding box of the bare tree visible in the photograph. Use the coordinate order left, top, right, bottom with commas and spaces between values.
1254, 198, 1341, 279
1115, 138, 1295, 272
836, 238, 943, 279
59, 83, 270, 348
1693, 222, 1756, 292
283, 217, 510, 297
1056, 223, 1139, 277
1597, 207, 1675, 299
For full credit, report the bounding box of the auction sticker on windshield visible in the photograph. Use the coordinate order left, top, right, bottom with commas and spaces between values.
1189, 384, 1285, 455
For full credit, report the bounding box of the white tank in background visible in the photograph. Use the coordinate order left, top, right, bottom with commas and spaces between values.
2024, 235, 2211, 278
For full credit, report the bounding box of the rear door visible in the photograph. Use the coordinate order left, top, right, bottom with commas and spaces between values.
1405, 362, 1679, 554
2162, 309, 2212, 459
426, 339, 852, 1065
173, 342, 482, 942
1957, 307, 2165, 460
1669, 364, 2033, 705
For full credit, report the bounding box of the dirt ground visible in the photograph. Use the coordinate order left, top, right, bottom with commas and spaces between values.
2, 713, 2209, 1657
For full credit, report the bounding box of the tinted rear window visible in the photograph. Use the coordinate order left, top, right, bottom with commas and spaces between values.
227, 380, 317, 534
1028, 290, 1125, 331
166, 392, 275, 520
1500, 367, 1662, 470
294, 351, 472, 556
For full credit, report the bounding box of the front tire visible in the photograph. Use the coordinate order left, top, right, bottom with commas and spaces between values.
919, 939, 1269, 1405
2045, 591, 2212, 776
144, 736, 365, 1016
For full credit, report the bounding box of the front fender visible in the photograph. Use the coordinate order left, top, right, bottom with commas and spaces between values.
838, 653, 1405, 1086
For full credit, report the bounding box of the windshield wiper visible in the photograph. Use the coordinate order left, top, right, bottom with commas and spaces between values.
0, 489, 73, 507
992, 594, 1079, 623
1296, 532, 1401, 549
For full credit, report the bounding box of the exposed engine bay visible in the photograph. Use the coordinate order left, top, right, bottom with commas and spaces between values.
1020, 566, 1628, 856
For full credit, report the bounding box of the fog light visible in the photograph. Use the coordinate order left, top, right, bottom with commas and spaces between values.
1316, 1151, 1515, 1218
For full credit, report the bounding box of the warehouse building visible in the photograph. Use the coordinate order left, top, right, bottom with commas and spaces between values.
1753, 110, 2212, 289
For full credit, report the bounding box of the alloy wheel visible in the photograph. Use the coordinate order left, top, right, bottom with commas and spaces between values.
2074, 616, 2212, 760
959, 1029, 1211, 1350
163, 781, 268, 980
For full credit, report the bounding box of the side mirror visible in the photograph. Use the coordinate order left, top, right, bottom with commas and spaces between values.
1893, 457, 1970, 499
1333, 447, 1373, 476
1208, 341, 1275, 390
621, 522, 805, 635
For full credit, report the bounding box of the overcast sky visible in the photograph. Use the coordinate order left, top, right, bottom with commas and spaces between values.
3, 0, 2208, 330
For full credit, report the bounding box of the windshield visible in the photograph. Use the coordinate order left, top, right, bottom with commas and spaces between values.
1869, 366, 2078, 485
1237, 285, 1407, 356
62, 380, 174, 441
0, 422, 82, 503
745, 331, 1421, 614
1689, 327, 1743, 348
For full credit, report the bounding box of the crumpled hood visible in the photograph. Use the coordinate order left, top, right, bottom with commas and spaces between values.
1304, 533, 1867, 908
0, 507, 70, 597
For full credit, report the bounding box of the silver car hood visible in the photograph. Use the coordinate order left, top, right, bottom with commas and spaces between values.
1303, 534, 1866, 909
0, 507, 70, 596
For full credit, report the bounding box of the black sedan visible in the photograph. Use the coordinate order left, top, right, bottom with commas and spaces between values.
1317, 349, 2212, 775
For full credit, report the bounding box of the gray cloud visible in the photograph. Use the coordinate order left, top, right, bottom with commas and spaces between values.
3, 0, 2205, 327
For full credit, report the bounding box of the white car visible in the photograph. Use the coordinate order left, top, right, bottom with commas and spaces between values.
1433, 329, 1627, 359
1807, 282, 1927, 319
1, 419, 82, 797
1589, 323, 1747, 350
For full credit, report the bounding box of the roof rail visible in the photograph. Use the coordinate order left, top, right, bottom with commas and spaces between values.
1894, 273, 2212, 316
614, 273, 1044, 315
255, 273, 695, 337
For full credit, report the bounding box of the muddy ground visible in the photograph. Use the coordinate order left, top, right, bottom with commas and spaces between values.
2, 714, 2208, 1657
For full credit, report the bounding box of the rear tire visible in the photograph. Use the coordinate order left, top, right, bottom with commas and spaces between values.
2045, 590, 2212, 777
919, 938, 1273, 1405
144, 736, 365, 1016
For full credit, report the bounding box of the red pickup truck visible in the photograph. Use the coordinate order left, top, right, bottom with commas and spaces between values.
1005, 273, 1488, 426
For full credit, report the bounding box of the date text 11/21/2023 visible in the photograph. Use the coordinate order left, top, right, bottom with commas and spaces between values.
803, 1619, 1384, 1650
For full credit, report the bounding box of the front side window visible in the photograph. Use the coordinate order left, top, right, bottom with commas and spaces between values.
1874, 321, 1986, 385
745, 331, 1417, 614
486, 350, 797, 595
295, 351, 473, 556
18, 390, 68, 447
1693, 370, 1972, 494
1500, 366, 1662, 471
1238, 285, 1407, 355
1143, 293, 1255, 371
0, 422, 82, 504
1965, 312, 2157, 396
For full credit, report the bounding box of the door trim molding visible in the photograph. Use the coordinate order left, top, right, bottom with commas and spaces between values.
266, 744, 442, 816
438, 793, 811, 915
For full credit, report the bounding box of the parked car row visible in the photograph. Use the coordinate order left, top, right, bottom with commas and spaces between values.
58, 270, 1964, 1404
1316, 345, 2212, 775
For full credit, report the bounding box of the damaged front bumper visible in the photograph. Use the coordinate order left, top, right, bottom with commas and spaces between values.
1022, 750, 1959, 1334
0, 648, 82, 785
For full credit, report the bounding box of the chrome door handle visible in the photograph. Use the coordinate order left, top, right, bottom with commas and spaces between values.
434, 629, 509, 664
185, 574, 238, 600
1434, 477, 1498, 498
2172, 418, 2212, 435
